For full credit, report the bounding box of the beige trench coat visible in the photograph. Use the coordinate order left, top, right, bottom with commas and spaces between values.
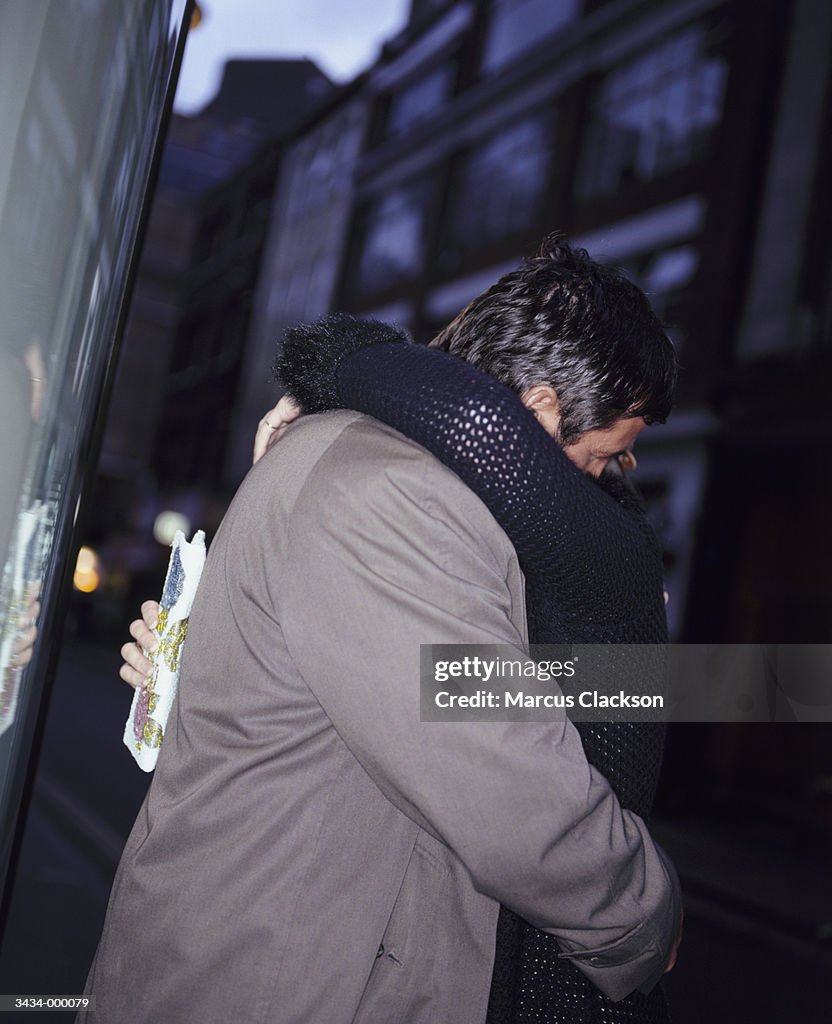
81, 412, 681, 1024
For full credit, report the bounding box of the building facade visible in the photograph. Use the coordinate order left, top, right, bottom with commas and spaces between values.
88, 59, 332, 611
226, 81, 372, 481
248, 0, 832, 647
243, 0, 832, 839
331, 0, 798, 642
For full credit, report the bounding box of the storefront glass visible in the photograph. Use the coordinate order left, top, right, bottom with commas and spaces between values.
0, 0, 189, 895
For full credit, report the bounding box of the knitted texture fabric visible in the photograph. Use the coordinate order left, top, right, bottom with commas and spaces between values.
277, 321, 671, 1024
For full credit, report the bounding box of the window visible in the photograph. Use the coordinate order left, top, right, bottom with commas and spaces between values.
286, 117, 360, 223
639, 245, 699, 297
481, 0, 580, 73
386, 63, 457, 139
576, 20, 729, 199
615, 243, 700, 353
288, 143, 337, 222
444, 113, 555, 262
351, 181, 434, 296
0, 0, 189, 894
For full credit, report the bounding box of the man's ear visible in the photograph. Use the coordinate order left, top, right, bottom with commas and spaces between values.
520, 385, 561, 437
520, 385, 559, 415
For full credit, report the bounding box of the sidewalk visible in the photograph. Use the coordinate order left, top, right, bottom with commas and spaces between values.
654, 817, 832, 948
654, 817, 832, 1022
0, 638, 148, 1013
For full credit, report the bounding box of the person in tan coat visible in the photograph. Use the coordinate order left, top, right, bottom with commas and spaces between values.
88, 403, 680, 1024
101, 238, 686, 1022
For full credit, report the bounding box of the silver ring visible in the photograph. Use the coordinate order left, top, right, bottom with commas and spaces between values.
264, 419, 278, 431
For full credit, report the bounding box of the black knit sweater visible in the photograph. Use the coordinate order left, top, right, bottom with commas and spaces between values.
276, 317, 671, 1024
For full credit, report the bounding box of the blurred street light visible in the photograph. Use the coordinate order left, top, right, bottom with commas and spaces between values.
73, 546, 101, 594
153, 510, 191, 545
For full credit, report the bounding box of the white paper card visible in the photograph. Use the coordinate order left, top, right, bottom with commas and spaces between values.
124, 529, 206, 771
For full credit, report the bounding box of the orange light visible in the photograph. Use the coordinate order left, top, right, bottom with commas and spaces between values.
74, 568, 100, 594
73, 546, 101, 593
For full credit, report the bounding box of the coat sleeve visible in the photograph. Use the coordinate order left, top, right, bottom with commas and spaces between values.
278, 421, 681, 1001
333, 344, 665, 623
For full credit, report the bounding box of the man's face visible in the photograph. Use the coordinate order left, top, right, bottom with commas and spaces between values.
561, 416, 647, 478
521, 385, 647, 478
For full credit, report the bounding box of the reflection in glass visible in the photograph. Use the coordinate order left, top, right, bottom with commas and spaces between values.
577, 19, 729, 199
614, 243, 700, 356
386, 63, 456, 139
0, 0, 188, 888
481, 0, 580, 73
641, 245, 699, 296
445, 113, 555, 260
353, 181, 434, 295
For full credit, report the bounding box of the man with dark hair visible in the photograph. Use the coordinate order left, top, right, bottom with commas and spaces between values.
430, 234, 676, 448
106, 235, 683, 1024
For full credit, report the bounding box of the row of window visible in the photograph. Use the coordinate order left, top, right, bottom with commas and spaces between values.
394, 0, 583, 121
352, 110, 556, 294
349, 16, 728, 300
576, 23, 728, 198
375, 1, 583, 146
480, 0, 582, 73
399, 0, 581, 96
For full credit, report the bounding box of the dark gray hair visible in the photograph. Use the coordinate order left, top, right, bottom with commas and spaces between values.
430, 233, 678, 443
